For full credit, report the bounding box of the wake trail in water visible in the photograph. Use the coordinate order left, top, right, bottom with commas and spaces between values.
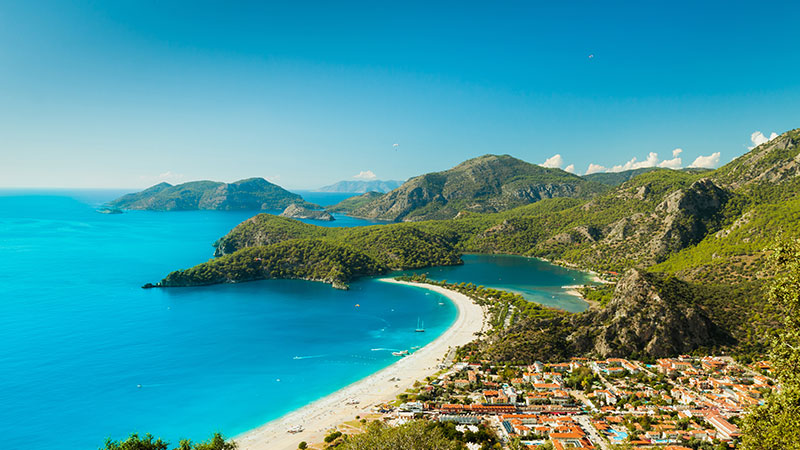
292, 354, 327, 360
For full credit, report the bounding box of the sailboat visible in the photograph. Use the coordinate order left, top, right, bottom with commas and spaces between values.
415, 317, 425, 332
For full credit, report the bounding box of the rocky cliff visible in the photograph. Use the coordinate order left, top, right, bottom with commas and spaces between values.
569, 270, 726, 358
279, 204, 334, 221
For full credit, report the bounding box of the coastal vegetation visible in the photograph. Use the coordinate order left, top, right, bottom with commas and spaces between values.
741, 239, 800, 449
108, 178, 314, 211
159, 220, 461, 288
101, 433, 236, 450
329, 420, 498, 450
157, 129, 800, 362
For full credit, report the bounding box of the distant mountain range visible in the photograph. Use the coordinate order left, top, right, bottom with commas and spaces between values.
314, 179, 404, 193
332, 154, 605, 221
156, 127, 800, 360
108, 178, 315, 211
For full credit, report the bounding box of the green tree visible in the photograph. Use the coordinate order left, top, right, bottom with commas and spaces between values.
101, 433, 169, 450
507, 437, 524, 450
336, 420, 464, 450
741, 239, 800, 449
191, 433, 237, 450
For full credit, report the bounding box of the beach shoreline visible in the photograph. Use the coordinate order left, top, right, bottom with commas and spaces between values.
234, 278, 487, 450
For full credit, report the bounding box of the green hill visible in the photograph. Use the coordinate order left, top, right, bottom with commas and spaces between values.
348, 154, 607, 221
108, 177, 313, 211
582, 167, 661, 186
155, 128, 800, 359
327, 192, 384, 213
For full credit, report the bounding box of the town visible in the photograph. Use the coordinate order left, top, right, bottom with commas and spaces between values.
318, 355, 776, 450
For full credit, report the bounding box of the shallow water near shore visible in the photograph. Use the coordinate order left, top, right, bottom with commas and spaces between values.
0, 190, 591, 449
397, 254, 595, 312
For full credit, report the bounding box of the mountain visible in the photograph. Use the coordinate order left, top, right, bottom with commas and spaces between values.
327, 192, 384, 213
108, 178, 314, 211
279, 204, 334, 221
347, 154, 606, 222
583, 167, 661, 186
314, 179, 403, 193
155, 128, 800, 359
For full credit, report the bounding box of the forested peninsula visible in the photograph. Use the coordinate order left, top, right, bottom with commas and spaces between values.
151, 128, 800, 361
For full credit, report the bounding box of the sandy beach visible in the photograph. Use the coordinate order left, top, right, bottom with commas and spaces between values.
234, 279, 487, 450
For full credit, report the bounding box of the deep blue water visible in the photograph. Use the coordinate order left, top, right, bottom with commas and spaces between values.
0, 190, 593, 449
0, 191, 452, 449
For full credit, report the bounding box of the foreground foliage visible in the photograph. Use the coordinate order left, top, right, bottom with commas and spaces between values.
741, 240, 800, 449
101, 433, 236, 450
333, 421, 466, 450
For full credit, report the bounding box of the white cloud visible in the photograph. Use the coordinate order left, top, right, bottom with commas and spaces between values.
564, 164, 575, 174
656, 148, 683, 169
749, 131, 779, 149
689, 152, 721, 168
541, 154, 564, 169
585, 163, 608, 175
658, 157, 682, 169
353, 170, 378, 180
610, 152, 660, 172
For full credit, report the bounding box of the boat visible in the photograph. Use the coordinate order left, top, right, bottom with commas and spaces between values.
287, 425, 304, 434
415, 317, 425, 332
392, 350, 409, 356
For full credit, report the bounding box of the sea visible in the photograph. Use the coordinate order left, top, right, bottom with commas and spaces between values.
0, 189, 592, 449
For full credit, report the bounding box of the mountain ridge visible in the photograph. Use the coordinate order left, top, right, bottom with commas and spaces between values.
348, 154, 606, 222
314, 179, 403, 193
108, 177, 314, 211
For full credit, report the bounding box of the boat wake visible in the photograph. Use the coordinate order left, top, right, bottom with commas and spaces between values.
292, 354, 327, 360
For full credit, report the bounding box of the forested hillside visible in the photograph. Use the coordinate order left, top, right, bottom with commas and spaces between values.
157, 128, 800, 359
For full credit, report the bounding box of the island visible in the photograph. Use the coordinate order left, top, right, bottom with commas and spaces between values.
106, 177, 316, 211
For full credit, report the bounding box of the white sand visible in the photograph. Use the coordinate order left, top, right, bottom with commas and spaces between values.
234, 279, 487, 450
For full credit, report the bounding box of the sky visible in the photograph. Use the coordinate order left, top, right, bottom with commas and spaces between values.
1, 0, 799, 189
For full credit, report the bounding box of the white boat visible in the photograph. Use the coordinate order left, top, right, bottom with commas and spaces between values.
392, 350, 409, 356
287, 425, 304, 434
415, 317, 425, 332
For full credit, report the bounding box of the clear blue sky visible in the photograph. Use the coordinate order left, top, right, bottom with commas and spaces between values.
1, 0, 799, 189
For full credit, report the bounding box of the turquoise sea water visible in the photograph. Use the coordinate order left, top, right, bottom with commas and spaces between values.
0, 191, 452, 450
398, 254, 595, 312
0, 190, 593, 449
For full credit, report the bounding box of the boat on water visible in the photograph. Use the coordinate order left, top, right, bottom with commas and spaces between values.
392, 350, 409, 356
415, 317, 425, 332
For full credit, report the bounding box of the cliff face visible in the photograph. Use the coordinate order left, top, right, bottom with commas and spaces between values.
569, 270, 725, 358
108, 178, 312, 211
279, 204, 334, 221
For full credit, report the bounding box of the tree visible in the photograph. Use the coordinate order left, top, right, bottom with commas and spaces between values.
101, 433, 235, 450
297, 442, 307, 449
741, 239, 800, 449
336, 420, 464, 450
101, 434, 169, 450
507, 437, 524, 450
191, 433, 237, 450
